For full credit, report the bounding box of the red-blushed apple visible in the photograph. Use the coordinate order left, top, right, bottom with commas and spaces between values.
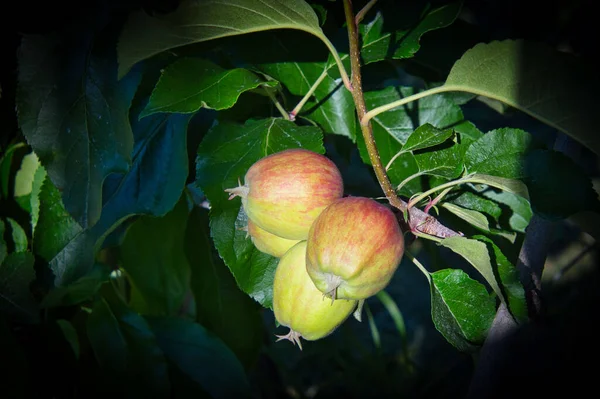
225, 149, 343, 240
246, 219, 300, 258
273, 241, 357, 350
306, 196, 405, 300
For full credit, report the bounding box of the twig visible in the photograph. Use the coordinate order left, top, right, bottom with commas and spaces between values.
289, 69, 329, 120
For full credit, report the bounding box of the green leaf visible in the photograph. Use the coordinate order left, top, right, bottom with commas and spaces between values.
358, 86, 464, 193
56, 319, 80, 359
465, 128, 542, 178
445, 39, 600, 155
141, 58, 275, 118
195, 118, 323, 308
146, 316, 251, 399
450, 191, 502, 221
0, 220, 6, 264
360, 2, 462, 64
454, 120, 483, 146
29, 165, 47, 233
118, 0, 324, 78
17, 27, 142, 228
468, 174, 530, 200
0, 252, 39, 323
185, 206, 263, 369
441, 203, 490, 232
120, 196, 191, 316
524, 150, 600, 218
413, 141, 464, 179
6, 218, 28, 253
481, 190, 532, 233
474, 235, 527, 322
430, 268, 495, 352
0, 142, 27, 198
401, 123, 454, 153
439, 236, 506, 306
41, 263, 110, 308
14, 151, 39, 199
87, 289, 170, 397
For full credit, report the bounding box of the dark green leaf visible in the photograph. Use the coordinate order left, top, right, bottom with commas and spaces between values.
146, 316, 251, 399
524, 150, 600, 218
87, 289, 170, 397
41, 263, 110, 308
120, 196, 191, 316
439, 236, 506, 306
450, 192, 502, 221
0, 252, 39, 323
185, 206, 263, 369
360, 2, 462, 64
454, 120, 483, 146
481, 190, 532, 233
474, 236, 527, 322
402, 123, 454, 153
445, 39, 600, 155
196, 118, 323, 308
0, 142, 27, 198
430, 268, 495, 352
468, 174, 530, 201
0, 220, 6, 264
118, 0, 324, 78
5, 218, 27, 253
17, 27, 142, 228
56, 319, 80, 359
465, 128, 541, 178
413, 141, 464, 179
141, 58, 275, 118
441, 203, 491, 232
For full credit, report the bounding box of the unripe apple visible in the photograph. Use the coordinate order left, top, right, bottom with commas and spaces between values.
306, 197, 405, 300
225, 149, 343, 240
247, 219, 300, 258
273, 241, 357, 349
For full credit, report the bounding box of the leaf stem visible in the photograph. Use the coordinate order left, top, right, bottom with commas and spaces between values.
342, 0, 405, 212
362, 84, 461, 126
395, 171, 425, 192
355, 0, 378, 24
262, 85, 290, 120
405, 252, 431, 283
289, 69, 329, 120
407, 175, 475, 209
318, 34, 353, 91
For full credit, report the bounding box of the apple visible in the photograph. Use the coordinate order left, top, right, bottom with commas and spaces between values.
306, 196, 405, 300
247, 219, 300, 258
225, 149, 343, 240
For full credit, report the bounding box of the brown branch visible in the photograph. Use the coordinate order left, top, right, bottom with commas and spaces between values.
342, 0, 460, 239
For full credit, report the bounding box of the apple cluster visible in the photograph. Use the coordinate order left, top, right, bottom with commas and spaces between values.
225, 149, 405, 349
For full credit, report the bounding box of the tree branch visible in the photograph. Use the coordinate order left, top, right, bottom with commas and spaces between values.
342, 0, 460, 239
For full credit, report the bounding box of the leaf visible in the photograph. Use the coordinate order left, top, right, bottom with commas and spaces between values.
468, 174, 530, 200
56, 319, 80, 359
141, 58, 275, 118
146, 316, 251, 399
413, 141, 464, 179
120, 196, 191, 316
185, 206, 263, 369
401, 123, 454, 153
5, 218, 28, 253
474, 235, 527, 322
17, 25, 142, 228
0, 220, 6, 264
118, 0, 324, 78
14, 151, 39, 199
360, 2, 462, 64
195, 118, 323, 308
523, 150, 600, 218
358, 86, 464, 193
29, 164, 47, 233
0, 142, 27, 198
481, 190, 532, 233
430, 268, 495, 352
445, 39, 600, 155
465, 128, 542, 178
441, 203, 490, 232
450, 191, 502, 221
439, 236, 506, 307
40, 263, 110, 308
87, 289, 170, 397
0, 252, 39, 323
